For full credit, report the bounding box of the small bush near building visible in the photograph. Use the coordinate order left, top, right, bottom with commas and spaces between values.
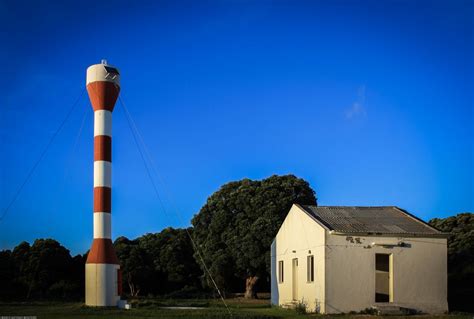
360, 307, 378, 315
294, 300, 307, 314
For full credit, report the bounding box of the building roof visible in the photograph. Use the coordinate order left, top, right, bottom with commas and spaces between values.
298, 205, 445, 237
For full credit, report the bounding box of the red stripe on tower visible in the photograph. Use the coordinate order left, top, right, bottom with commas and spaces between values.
93, 187, 111, 213
94, 136, 112, 161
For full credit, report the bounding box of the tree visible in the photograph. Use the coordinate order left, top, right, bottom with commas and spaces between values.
27, 239, 75, 298
429, 213, 474, 312
138, 228, 202, 294
114, 228, 203, 297
9, 239, 76, 299
10, 241, 31, 297
0, 250, 18, 299
191, 174, 317, 298
114, 236, 153, 297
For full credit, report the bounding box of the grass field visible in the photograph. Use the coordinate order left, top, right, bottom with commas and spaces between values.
0, 298, 471, 319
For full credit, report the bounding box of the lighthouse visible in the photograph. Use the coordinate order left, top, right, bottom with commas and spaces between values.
85, 60, 122, 306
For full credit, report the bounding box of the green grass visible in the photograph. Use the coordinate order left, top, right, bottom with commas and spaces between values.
0, 299, 471, 319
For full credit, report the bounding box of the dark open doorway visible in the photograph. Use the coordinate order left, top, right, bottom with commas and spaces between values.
375, 254, 392, 302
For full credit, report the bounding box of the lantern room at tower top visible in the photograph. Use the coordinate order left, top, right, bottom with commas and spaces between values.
86, 60, 120, 112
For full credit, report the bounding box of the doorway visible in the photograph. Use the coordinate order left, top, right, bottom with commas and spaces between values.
375, 254, 392, 302
292, 258, 298, 300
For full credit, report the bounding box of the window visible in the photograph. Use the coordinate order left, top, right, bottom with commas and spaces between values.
278, 260, 284, 283
104, 66, 120, 75
307, 255, 314, 282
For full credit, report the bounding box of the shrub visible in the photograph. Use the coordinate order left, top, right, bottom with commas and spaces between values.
294, 300, 307, 314
360, 307, 378, 315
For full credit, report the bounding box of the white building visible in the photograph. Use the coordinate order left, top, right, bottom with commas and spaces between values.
271, 204, 448, 314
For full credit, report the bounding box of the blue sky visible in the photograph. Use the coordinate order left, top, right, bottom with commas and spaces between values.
1, 0, 472, 255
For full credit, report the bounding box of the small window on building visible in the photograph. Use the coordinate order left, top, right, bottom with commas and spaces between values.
278, 260, 284, 283
307, 255, 314, 282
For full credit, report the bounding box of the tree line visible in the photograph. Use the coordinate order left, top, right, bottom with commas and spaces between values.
0, 175, 316, 300
429, 213, 474, 312
0, 174, 472, 312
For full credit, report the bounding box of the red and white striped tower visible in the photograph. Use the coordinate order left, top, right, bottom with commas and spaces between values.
85, 60, 122, 306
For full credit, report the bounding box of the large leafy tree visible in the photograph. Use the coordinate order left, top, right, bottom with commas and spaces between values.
191, 174, 317, 298
26, 239, 76, 298
10, 241, 31, 297
429, 213, 474, 312
9, 239, 77, 299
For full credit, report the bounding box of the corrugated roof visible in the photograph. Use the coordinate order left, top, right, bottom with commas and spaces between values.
299, 205, 443, 236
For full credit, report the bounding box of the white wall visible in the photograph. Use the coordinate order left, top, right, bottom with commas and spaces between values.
271, 205, 326, 313
325, 234, 448, 314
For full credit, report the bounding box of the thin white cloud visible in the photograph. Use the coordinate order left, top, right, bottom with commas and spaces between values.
345, 85, 367, 120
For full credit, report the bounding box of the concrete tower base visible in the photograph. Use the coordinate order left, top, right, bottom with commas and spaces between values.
85, 264, 121, 306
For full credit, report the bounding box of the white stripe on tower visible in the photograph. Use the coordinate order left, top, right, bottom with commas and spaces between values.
94, 212, 111, 239
93, 161, 112, 188
94, 110, 112, 137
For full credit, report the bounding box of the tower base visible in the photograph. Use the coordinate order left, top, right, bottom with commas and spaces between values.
85, 263, 121, 306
